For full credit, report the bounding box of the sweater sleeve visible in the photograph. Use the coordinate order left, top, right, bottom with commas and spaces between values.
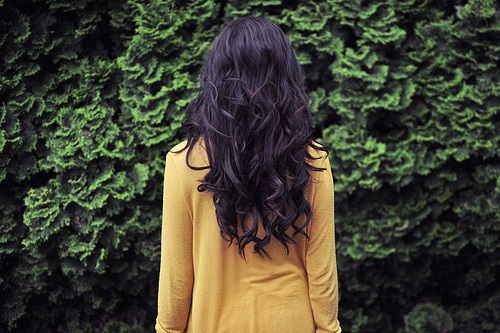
156, 152, 194, 333
306, 155, 341, 333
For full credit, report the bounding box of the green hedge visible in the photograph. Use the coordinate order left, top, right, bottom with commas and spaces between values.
1, 0, 499, 332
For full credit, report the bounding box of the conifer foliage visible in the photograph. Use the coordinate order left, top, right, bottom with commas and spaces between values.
1, 0, 499, 332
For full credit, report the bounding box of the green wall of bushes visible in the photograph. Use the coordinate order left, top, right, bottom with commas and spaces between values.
1, 0, 499, 332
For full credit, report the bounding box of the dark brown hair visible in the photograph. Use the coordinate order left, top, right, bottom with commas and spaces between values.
181, 16, 327, 258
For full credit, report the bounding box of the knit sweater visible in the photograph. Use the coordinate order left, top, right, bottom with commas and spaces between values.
156, 141, 341, 333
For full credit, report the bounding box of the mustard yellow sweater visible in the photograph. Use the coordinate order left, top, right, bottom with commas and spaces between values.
156, 141, 341, 333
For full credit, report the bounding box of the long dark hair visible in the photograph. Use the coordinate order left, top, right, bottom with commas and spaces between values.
181, 16, 327, 258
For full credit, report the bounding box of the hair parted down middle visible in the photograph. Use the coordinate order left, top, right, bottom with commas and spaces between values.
180, 16, 328, 258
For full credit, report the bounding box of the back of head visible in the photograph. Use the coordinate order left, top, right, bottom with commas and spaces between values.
184, 16, 326, 258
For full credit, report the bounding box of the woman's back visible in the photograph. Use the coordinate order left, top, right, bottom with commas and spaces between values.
156, 140, 340, 333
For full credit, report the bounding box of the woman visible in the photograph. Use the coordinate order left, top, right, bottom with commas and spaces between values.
156, 16, 341, 333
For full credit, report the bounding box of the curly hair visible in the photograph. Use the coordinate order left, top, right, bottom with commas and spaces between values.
180, 16, 327, 258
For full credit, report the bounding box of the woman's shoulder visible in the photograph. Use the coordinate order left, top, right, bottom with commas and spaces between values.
307, 142, 330, 168
167, 139, 210, 170
168, 140, 189, 155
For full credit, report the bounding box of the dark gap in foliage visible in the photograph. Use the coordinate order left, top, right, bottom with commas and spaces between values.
4, 0, 38, 13
51, 8, 78, 35
149, 81, 163, 97
342, 26, 358, 50
102, 4, 136, 57
436, 245, 499, 305
401, 34, 423, 52
490, 268, 500, 296
82, 23, 113, 60
280, 0, 302, 11
109, 209, 133, 228
450, 156, 476, 174
216, 0, 227, 24
316, 110, 340, 133
341, 188, 371, 210
374, 44, 400, 61
26, 170, 56, 189
306, 57, 338, 91
81, 35, 105, 59
96, 9, 123, 59
368, 110, 408, 143
439, 0, 458, 19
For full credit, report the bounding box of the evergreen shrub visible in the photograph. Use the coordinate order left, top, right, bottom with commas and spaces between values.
404, 303, 453, 333
1, 0, 499, 332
